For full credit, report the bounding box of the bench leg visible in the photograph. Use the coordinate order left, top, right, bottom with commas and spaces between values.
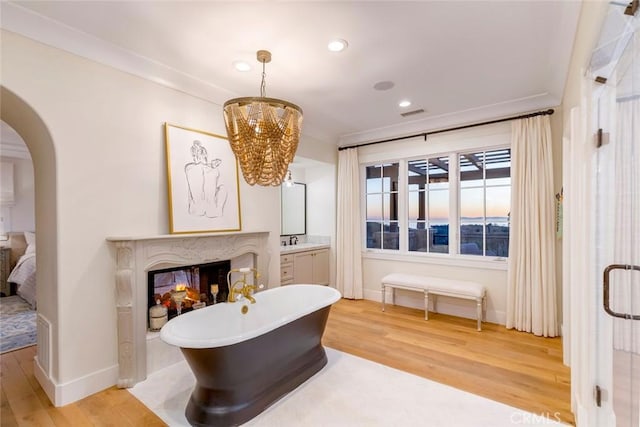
476, 298, 483, 331
424, 291, 429, 320
381, 284, 386, 312
391, 287, 395, 305
482, 296, 487, 324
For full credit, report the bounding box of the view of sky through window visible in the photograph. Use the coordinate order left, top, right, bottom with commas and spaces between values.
365, 148, 510, 257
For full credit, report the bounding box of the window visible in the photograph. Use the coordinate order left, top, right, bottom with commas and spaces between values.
365, 163, 399, 250
363, 146, 510, 259
459, 149, 510, 257
407, 157, 449, 253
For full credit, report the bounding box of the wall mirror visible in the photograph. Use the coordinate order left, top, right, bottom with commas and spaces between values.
281, 183, 306, 236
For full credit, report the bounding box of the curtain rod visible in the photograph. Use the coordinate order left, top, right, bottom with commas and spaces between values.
337, 108, 555, 151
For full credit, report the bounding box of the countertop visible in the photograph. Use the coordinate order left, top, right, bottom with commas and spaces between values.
280, 242, 330, 254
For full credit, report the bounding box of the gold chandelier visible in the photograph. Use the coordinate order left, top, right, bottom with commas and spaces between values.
223, 50, 303, 186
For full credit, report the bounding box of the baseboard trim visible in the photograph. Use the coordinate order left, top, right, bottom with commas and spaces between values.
34, 355, 56, 405
363, 288, 506, 325
574, 398, 592, 427
33, 357, 119, 407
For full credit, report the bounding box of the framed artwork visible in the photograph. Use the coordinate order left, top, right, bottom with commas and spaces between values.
165, 123, 241, 234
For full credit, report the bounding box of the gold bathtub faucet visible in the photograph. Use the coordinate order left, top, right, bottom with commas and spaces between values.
228, 280, 245, 303
242, 284, 257, 304
227, 268, 261, 304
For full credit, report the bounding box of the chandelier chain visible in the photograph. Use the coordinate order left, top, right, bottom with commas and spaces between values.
260, 60, 267, 98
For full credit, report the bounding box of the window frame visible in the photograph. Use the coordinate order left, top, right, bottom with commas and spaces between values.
458, 148, 511, 258
406, 154, 452, 255
361, 142, 509, 270
363, 162, 401, 251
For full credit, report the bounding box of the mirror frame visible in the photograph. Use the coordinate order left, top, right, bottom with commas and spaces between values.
281, 182, 306, 236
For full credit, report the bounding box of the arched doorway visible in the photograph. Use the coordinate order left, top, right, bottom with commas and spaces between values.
1, 86, 59, 403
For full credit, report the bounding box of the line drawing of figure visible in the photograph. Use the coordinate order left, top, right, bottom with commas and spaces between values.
184, 140, 228, 218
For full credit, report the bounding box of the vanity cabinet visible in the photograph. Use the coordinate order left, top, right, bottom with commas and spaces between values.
280, 247, 329, 286
280, 253, 294, 285
293, 248, 329, 285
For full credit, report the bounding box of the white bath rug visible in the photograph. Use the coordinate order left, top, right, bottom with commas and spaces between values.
129, 347, 568, 426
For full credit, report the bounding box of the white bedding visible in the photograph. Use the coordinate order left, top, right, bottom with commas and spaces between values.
7, 252, 36, 309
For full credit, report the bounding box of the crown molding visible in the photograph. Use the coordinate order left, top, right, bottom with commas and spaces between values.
1, 2, 569, 149
338, 93, 559, 147
1, 3, 239, 106
1, 3, 337, 145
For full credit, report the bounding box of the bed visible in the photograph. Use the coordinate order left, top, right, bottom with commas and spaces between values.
6, 232, 36, 309
0, 232, 37, 353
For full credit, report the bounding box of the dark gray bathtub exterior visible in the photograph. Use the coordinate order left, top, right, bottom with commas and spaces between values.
180, 305, 332, 426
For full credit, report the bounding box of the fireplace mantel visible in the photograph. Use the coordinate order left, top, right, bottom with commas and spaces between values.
107, 231, 270, 387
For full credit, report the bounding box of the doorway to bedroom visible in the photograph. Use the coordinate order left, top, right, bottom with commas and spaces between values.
0, 120, 37, 354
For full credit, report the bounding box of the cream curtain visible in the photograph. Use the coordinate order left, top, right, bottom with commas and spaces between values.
336, 148, 363, 299
612, 97, 640, 353
506, 115, 558, 337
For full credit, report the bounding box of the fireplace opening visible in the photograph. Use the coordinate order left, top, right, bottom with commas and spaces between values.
147, 260, 231, 327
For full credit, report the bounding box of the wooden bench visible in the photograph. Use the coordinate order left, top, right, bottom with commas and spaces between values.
381, 273, 486, 331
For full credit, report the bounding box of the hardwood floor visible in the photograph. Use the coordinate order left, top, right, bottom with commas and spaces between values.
0, 346, 165, 426
323, 299, 573, 425
1, 298, 573, 426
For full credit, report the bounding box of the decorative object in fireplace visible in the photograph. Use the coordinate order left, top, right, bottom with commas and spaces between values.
147, 260, 231, 329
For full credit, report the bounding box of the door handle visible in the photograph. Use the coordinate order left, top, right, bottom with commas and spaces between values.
603, 264, 640, 320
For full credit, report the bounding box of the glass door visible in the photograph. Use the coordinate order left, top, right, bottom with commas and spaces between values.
592, 4, 639, 426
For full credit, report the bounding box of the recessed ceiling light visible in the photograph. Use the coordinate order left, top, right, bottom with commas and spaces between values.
327, 39, 348, 52
399, 100, 412, 108
233, 61, 251, 72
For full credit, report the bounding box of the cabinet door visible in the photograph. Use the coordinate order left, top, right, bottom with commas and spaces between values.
280, 262, 294, 285
311, 249, 330, 285
293, 252, 314, 284
280, 254, 294, 285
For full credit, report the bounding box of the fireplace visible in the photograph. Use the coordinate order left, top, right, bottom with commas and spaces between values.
107, 231, 270, 388
147, 260, 231, 323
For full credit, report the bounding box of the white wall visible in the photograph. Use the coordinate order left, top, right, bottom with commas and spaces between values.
305, 163, 337, 286
306, 165, 336, 239
357, 123, 511, 323
297, 134, 338, 165
284, 157, 337, 286
550, 111, 564, 333
0, 29, 289, 404
559, 1, 609, 425
356, 115, 563, 325
0, 156, 35, 232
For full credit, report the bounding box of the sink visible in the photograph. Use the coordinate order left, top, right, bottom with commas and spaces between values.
280, 242, 329, 253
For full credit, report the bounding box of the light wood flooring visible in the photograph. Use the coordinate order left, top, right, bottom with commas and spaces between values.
0, 346, 165, 426
323, 299, 573, 425
1, 298, 573, 426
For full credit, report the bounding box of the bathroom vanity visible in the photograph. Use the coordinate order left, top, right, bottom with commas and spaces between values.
280, 244, 329, 286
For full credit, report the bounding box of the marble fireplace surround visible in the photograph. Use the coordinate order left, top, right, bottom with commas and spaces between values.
107, 231, 270, 388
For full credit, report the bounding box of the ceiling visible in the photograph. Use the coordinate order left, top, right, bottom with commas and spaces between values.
0, 121, 30, 160
1, 1, 582, 147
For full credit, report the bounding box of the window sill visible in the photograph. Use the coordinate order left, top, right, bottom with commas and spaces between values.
362, 250, 508, 271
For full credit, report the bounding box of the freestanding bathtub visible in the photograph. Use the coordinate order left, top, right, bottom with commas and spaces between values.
160, 284, 342, 426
